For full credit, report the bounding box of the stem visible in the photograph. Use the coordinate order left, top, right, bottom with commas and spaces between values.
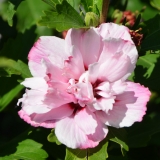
100, 0, 110, 24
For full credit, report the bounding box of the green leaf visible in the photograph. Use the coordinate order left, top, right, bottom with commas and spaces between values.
16, 0, 50, 32
108, 127, 129, 156
150, 0, 160, 10
0, 57, 32, 78
137, 54, 159, 78
38, 0, 85, 31
0, 58, 20, 77
65, 138, 108, 160
87, 140, 108, 160
0, 1, 22, 26
67, 0, 81, 12
6, 2, 16, 26
126, 0, 159, 20
65, 148, 86, 160
141, 14, 160, 51
0, 84, 24, 111
42, 0, 61, 10
81, 0, 94, 12
81, 0, 102, 14
16, 60, 32, 78
0, 139, 48, 160
47, 129, 61, 145
129, 53, 160, 90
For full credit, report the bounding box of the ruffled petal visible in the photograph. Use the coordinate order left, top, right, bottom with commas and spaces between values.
98, 37, 137, 64
28, 36, 68, 76
18, 110, 55, 128
98, 23, 133, 43
85, 118, 108, 148
43, 85, 76, 109
96, 82, 151, 128
111, 80, 127, 95
80, 28, 102, 67
18, 90, 50, 115
63, 46, 85, 79
92, 97, 115, 112
55, 116, 88, 149
21, 77, 48, 91
88, 62, 101, 84
65, 29, 84, 52
75, 108, 97, 134
98, 52, 132, 82
55, 113, 108, 149
32, 104, 74, 122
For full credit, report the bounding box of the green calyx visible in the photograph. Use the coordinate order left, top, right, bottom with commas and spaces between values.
85, 12, 99, 27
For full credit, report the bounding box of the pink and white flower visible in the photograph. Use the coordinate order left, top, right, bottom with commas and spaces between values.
18, 23, 151, 149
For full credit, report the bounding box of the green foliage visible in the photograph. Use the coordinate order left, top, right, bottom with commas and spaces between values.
65, 139, 108, 160
129, 53, 160, 91
0, 0, 160, 159
42, 0, 61, 10
47, 129, 61, 145
150, 0, 160, 10
67, 0, 82, 12
5, 2, 16, 27
0, 139, 48, 160
39, 0, 85, 31
0, 84, 23, 111
16, 0, 50, 32
108, 127, 129, 156
127, 115, 160, 148
0, 57, 31, 78
126, 0, 159, 20
85, 12, 99, 27
141, 14, 160, 51
39, 0, 104, 31
0, 1, 21, 27
81, 0, 102, 14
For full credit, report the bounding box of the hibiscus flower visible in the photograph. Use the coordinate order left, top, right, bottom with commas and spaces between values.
18, 23, 150, 149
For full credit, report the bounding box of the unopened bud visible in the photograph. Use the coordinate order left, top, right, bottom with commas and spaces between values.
85, 12, 99, 27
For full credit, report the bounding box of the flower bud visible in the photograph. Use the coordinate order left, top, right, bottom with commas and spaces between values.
85, 12, 99, 27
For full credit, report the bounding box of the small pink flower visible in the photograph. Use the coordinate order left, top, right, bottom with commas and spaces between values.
18, 23, 150, 149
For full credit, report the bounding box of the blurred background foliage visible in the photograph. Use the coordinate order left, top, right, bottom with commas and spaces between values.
0, 0, 160, 159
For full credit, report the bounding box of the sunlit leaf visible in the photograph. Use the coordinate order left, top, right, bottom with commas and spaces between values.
42, 0, 61, 10
6, 2, 16, 26
127, 0, 159, 20
0, 0, 22, 26
47, 129, 61, 145
16, 0, 50, 32
0, 139, 48, 160
0, 58, 20, 77
150, 0, 160, 10
108, 127, 129, 156
0, 57, 31, 78
65, 138, 108, 160
129, 53, 160, 90
38, 0, 85, 31
67, 0, 81, 12
0, 84, 23, 111
81, 0, 102, 14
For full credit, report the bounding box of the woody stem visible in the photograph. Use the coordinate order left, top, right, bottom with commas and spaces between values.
100, 0, 110, 24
